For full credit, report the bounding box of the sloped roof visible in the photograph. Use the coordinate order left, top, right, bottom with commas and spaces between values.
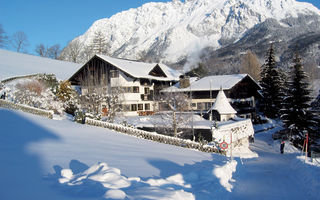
0, 49, 81, 81
96, 55, 180, 81
162, 74, 257, 92
210, 88, 237, 115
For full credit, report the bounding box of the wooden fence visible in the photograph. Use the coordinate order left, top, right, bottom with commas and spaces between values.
0, 99, 53, 119
85, 118, 223, 154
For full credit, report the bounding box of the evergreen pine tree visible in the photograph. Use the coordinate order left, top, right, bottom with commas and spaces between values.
260, 44, 283, 118
311, 90, 320, 111
281, 52, 318, 141
311, 90, 320, 137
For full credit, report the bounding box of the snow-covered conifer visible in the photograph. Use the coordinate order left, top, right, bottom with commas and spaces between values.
281, 52, 318, 141
259, 44, 283, 118
312, 90, 320, 111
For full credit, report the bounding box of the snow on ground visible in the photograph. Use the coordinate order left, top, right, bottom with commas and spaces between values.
1, 108, 319, 200
213, 160, 237, 192
114, 114, 211, 129
0, 49, 81, 81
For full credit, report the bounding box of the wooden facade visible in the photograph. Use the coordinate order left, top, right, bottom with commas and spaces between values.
69, 55, 178, 116
163, 74, 261, 119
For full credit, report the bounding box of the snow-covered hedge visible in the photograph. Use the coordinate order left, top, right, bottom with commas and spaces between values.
0, 99, 53, 119
85, 118, 223, 154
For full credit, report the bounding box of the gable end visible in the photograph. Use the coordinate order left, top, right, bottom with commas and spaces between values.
148, 64, 167, 78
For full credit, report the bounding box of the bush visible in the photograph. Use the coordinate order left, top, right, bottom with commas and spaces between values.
16, 80, 45, 96
65, 101, 77, 116
37, 74, 59, 94
74, 110, 86, 124
56, 80, 76, 102
14, 79, 64, 114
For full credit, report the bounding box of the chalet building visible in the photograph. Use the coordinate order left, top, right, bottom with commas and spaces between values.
161, 74, 261, 119
69, 55, 181, 116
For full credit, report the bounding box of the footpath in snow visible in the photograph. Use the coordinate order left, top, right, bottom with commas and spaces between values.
0, 108, 319, 200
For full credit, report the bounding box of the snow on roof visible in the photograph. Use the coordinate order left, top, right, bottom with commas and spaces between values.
209, 88, 237, 115
162, 74, 250, 92
0, 49, 81, 81
97, 55, 180, 81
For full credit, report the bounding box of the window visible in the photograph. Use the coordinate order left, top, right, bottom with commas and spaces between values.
138, 104, 143, 110
123, 105, 130, 111
144, 87, 150, 94
131, 104, 137, 111
145, 103, 150, 111
205, 102, 212, 110
110, 70, 119, 78
126, 87, 132, 93
133, 86, 139, 93
197, 102, 205, 110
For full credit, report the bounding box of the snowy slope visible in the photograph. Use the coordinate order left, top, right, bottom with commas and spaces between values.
67, 0, 320, 66
1, 108, 319, 200
0, 49, 81, 81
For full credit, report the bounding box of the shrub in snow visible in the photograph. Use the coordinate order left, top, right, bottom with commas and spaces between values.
74, 110, 86, 124
56, 80, 79, 115
56, 80, 76, 102
16, 80, 45, 96
0, 82, 5, 98
13, 79, 64, 114
36, 74, 59, 94
64, 101, 78, 116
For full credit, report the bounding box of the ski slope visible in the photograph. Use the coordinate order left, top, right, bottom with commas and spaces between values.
0, 108, 319, 200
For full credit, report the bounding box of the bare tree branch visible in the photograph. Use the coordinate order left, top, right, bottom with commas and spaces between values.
11, 31, 29, 52
0, 24, 8, 48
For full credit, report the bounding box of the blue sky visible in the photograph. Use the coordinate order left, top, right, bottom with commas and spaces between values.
0, 0, 319, 54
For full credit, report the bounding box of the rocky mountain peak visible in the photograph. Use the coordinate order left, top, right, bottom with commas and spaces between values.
61, 0, 320, 73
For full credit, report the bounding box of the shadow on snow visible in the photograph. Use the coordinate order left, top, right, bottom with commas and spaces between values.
0, 109, 75, 200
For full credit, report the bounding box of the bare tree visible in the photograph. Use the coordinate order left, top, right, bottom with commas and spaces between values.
49, 44, 61, 59
157, 91, 190, 137
240, 50, 261, 81
35, 43, 61, 59
11, 31, 29, 52
81, 45, 94, 62
0, 24, 8, 48
35, 44, 50, 57
59, 40, 83, 63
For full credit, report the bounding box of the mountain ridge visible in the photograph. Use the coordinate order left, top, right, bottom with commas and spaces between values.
61, 0, 320, 73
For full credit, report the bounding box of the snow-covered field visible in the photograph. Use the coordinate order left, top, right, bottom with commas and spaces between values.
0, 49, 81, 81
1, 108, 319, 200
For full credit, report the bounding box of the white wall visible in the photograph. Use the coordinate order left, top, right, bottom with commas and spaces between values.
110, 71, 156, 115
212, 119, 254, 145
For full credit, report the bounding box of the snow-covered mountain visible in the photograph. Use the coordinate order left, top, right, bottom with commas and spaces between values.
62, 0, 320, 70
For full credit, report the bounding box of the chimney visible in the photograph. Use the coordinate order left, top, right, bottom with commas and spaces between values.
179, 75, 190, 88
